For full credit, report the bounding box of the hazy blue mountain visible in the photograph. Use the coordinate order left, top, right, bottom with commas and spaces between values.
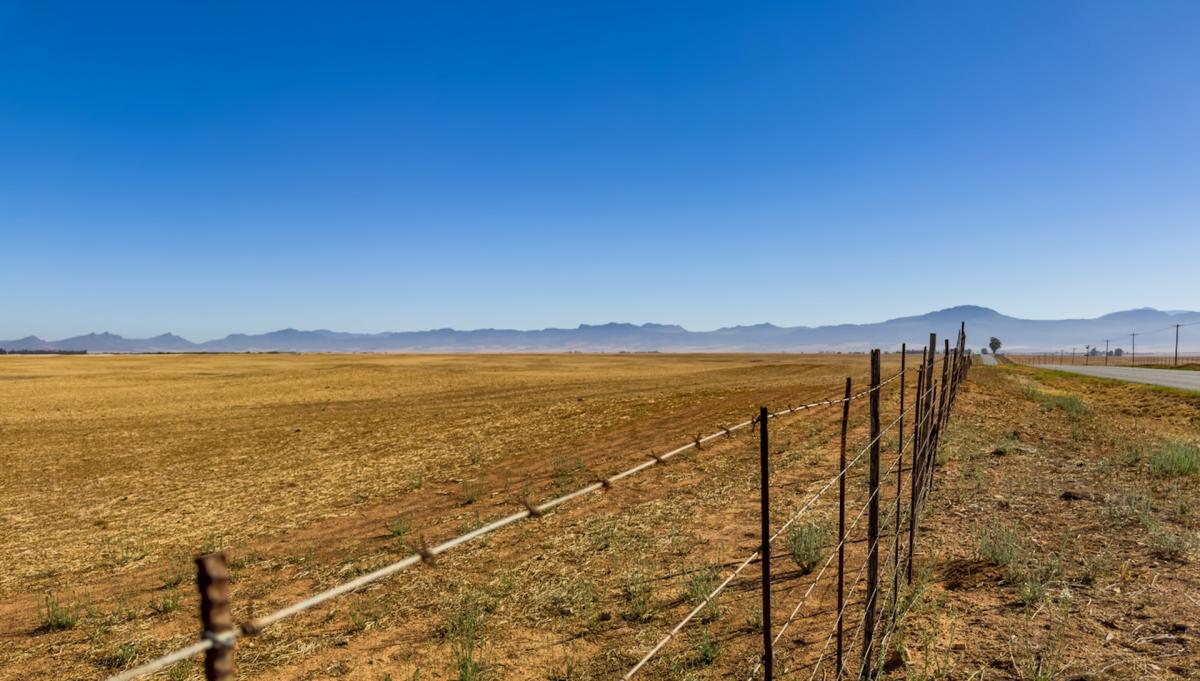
3, 306, 1197, 354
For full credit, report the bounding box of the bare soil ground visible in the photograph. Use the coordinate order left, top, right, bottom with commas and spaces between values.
2, 355, 1196, 680
882, 364, 1200, 680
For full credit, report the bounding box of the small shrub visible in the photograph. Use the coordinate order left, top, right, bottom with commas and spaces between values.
1007, 555, 1061, 606
149, 590, 181, 615
976, 521, 1020, 567
98, 641, 138, 669
386, 515, 412, 542
1149, 528, 1193, 562
447, 599, 484, 681
1115, 448, 1142, 468
460, 479, 484, 505
686, 564, 722, 622
744, 606, 763, 633
1079, 553, 1111, 585
695, 627, 718, 665
1041, 394, 1089, 416
161, 561, 189, 589
1104, 491, 1152, 526
348, 604, 377, 633
621, 571, 654, 622
785, 523, 827, 574
39, 593, 80, 632
166, 660, 194, 681
1148, 442, 1200, 478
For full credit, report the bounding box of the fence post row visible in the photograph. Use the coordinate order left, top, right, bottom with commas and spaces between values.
758, 405, 774, 680
196, 553, 234, 681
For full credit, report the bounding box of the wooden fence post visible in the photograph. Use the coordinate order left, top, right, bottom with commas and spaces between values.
758, 406, 773, 680
861, 349, 881, 678
196, 552, 234, 681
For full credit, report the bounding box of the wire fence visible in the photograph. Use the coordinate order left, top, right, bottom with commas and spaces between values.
623, 326, 970, 680
1001, 319, 1200, 368
104, 326, 969, 681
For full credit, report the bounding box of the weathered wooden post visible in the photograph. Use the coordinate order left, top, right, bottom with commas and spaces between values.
196, 552, 234, 681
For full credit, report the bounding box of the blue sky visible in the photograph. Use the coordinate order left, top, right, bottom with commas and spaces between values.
2, 2, 1197, 340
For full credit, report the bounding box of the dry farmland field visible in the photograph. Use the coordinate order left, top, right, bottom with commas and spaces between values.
2, 353, 1199, 680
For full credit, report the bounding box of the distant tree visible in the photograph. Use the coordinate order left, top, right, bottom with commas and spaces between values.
1114, 348, 1124, 357
980, 347, 989, 355
989, 337, 1002, 355
1089, 347, 1100, 356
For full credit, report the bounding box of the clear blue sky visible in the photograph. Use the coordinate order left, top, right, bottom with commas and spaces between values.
3, 2, 1197, 340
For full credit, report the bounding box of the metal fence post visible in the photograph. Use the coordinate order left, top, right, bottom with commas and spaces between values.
758, 406, 773, 680
907, 356, 925, 587
196, 553, 234, 681
892, 344, 905, 626
836, 377, 851, 679
862, 349, 881, 678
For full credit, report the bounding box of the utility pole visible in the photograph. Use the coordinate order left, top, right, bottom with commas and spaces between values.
1131, 333, 1138, 367
1175, 324, 1181, 367
1104, 340, 1109, 366
1072, 347, 1076, 365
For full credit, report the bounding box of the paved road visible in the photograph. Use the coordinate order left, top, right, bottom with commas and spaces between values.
978, 353, 997, 366
1030, 364, 1200, 392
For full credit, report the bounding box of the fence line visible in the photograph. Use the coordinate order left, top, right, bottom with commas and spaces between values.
626, 374, 935, 679
748, 452, 907, 681
107, 367, 908, 681
1000, 319, 1200, 368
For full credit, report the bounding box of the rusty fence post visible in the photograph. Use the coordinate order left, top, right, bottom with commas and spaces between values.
836, 377, 851, 679
758, 406, 773, 680
196, 552, 234, 681
861, 349, 881, 678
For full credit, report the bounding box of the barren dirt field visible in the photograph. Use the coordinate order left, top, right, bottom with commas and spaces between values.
2, 354, 1197, 680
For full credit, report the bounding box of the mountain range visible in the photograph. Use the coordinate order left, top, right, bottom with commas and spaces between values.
3, 306, 1197, 354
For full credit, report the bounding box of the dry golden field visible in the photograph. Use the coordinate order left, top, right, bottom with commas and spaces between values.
4, 353, 1197, 680
1, 352, 906, 680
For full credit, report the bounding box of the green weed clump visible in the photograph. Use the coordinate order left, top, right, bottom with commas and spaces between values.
386, 515, 412, 542
1148, 441, 1200, 478
1022, 387, 1089, 416
621, 570, 655, 622
39, 593, 80, 632
686, 564, 721, 621
785, 523, 827, 574
1041, 394, 1089, 416
975, 520, 1020, 567
1149, 527, 1194, 562
447, 599, 485, 681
